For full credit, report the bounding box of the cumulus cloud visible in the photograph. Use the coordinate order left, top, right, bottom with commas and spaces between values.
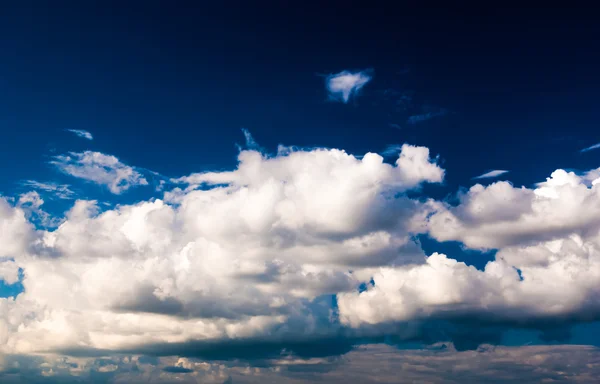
427, 169, 600, 249
473, 170, 509, 179
51, 151, 148, 194
325, 70, 373, 103
0, 144, 443, 358
66, 129, 93, 140
3, 141, 600, 381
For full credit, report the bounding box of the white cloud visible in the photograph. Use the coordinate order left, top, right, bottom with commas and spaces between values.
51, 151, 148, 194
325, 70, 372, 103
581, 142, 600, 153
0, 144, 443, 356
21, 180, 75, 200
427, 169, 600, 249
66, 129, 93, 140
3, 141, 600, 371
473, 169, 509, 179
0, 259, 19, 285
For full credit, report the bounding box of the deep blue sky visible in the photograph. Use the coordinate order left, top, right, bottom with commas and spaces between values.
1, 2, 599, 193
1, 3, 599, 270
3, 5, 600, 380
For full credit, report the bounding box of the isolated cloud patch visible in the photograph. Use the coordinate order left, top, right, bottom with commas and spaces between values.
406, 108, 448, 125
325, 70, 373, 103
581, 142, 600, 153
51, 151, 148, 194
66, 129, 93, 140
473, 170, 509, 179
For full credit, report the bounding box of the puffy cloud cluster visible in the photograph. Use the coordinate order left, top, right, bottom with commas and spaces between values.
51, 151, 148, 194
2, 141, 600, 372
339, 168, 600, 329
0, 144, 443, 356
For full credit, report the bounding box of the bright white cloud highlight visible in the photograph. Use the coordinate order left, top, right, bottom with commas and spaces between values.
66, 129, 93, 140
51, 151, 148, 194
473, 169, 509, 179
0, 144, 442, 355
2, 141, 600, 367
326, 70, 372, 103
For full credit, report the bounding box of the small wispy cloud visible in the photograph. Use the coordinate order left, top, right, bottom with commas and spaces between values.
51, 151, 147, 194
17, 191, 62, 228
325, 69, 373, 103
241, 128, 259, 149
21, 180, 75, 199
580, 142, 600, 153
380, 144, 403, 157
66, 129, 93, 140
407, 109, 448, 125
473, 170, 510, 179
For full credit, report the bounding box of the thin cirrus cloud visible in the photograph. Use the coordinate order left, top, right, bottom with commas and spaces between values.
66, 129, 93, 140
581, 142, 600, 153
406, 109, 448, 125
325, 69, 373, 103
50, 151, 148, 194
473, 169, 510, 179
21, 180, 75, 199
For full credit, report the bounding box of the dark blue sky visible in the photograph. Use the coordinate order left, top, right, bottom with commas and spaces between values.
3, 4, 600, 382
1, 2, 599, 196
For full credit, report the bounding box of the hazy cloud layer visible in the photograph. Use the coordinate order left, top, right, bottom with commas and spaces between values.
1, 344, 599, 383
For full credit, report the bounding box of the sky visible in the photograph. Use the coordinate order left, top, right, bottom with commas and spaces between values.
1, 2, 600, 383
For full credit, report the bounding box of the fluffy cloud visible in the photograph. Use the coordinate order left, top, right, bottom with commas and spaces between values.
3, 141, 600, 378
66, 129, 93, 140
0, 144, 443, 357
336, 166, 600, 330
325, 70, 372, 103
51, 151, 148, 194
427, 169, 600, 249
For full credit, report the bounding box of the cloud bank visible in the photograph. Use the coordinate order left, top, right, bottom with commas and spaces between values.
2, 141, 600, 382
